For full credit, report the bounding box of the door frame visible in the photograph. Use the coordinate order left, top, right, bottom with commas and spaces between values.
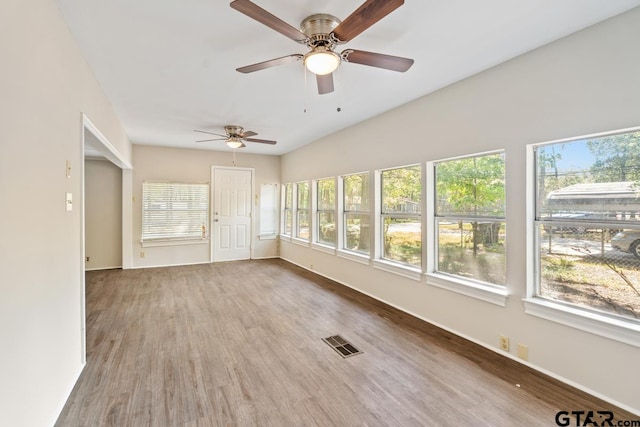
210, 165, 255, 263
81, 113, 132, 364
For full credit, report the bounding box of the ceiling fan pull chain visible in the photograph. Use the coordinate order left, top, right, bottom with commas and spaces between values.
303, 64, 308, 113
336, 66, 343, 113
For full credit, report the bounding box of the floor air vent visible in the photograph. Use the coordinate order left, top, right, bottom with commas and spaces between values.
323, 335, 362, 358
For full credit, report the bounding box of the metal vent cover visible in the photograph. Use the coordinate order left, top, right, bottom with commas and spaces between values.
323, 335, 362, 358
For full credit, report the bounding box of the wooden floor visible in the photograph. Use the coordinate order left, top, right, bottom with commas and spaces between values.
56, 259, 635, 426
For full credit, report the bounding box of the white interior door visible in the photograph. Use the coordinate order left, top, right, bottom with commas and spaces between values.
212, 167, 253, 262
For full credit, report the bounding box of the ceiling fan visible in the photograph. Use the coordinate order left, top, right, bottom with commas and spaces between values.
194, 125, 277, 149
230, 0, 414, 94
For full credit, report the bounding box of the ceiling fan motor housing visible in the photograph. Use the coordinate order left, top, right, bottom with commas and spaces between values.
300, 14, 341, 48
224, 125, 244, 137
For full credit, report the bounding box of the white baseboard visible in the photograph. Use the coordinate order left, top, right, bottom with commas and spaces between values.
128, 261, 211, 269
85, 265, 122, 271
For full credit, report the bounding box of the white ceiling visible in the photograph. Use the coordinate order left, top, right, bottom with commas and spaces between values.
56, 0, 640, 156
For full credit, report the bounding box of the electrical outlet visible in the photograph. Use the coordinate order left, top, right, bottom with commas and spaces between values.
517, 343, 529, 361
140, 251, 145, 258
500, 335, 510, 352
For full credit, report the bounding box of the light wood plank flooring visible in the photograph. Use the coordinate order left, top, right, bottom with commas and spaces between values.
56, 259, 635, 426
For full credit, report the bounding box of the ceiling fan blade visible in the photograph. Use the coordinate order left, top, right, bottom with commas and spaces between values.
332, 0, 404, 43
342, 49, 413, 72
230, 0, 307, 42
244, 138, 277, 145
194, 129, 227, 137
240, 130, 258, 138
237, 54, 303, 73
316, 73, 334, 95
196, 138, 227, 143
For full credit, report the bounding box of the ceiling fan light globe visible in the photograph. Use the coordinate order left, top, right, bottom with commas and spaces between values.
304, 49, 340, 75
226, 139, 244, 149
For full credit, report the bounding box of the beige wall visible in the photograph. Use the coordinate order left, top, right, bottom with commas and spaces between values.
85, 159, 122, 270
280, 8, 640, 413
2, 0, 638, 422
0, 0, 132, 425
131, 145, 280, 268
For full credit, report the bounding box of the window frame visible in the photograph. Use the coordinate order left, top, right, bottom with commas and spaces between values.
425, 151, 508, 306
373, 164, 423, 279
294, 181, 310, 244
525, 127, 640, 347
338, 172, 371, 263
281, 183, 293, 241
141, 180, 210, 247
313, 177, 337, 252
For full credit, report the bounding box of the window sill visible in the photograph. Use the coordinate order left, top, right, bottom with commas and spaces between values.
291, 237, 310, 247
372, 259, 422, 281
279, 234, 292, 243
523, 297, 640, 348
259, 233, 277, 240
337, 249, 371, 266
311, 243, 336, 255
426, 273, 508, 307
141, 238, 209, 248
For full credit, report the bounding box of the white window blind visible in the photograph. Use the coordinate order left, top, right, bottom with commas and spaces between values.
142, 181, 209, 242
259, 183, 278, 237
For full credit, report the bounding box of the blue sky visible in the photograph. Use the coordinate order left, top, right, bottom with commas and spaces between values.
540, 139, 595, 172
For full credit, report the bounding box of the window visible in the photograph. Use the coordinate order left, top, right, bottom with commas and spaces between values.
316, 178, 336, 247
380, 165, 422, 267
282, 183, 293, 237
342, 172, 370, 255
532, 129, 640, 323
434, 152, 506, 286
142, 181, 209, 243
259, 183, 278, 238
295, 181, 310, 240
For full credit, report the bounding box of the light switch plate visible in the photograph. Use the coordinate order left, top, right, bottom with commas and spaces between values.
65, 192, 73, 211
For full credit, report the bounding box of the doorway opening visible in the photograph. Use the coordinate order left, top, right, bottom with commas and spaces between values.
81, 114, 132, 363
